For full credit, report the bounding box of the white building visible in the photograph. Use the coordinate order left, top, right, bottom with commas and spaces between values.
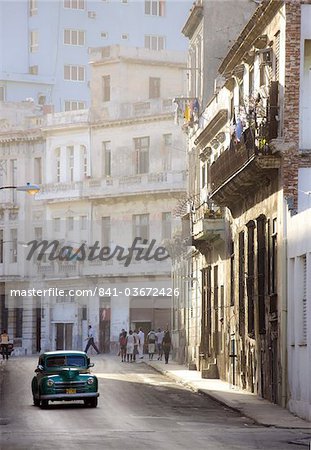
287, 207, 311, 421
0, 47, 187, 354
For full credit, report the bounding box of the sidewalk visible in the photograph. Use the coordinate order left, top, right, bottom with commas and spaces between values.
144, 359, 311, 430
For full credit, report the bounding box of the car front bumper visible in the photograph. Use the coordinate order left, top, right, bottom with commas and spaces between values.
40, 392, 99, 400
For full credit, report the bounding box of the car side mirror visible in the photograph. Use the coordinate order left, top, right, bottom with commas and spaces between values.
88, 363, 94, 368
35, 364, 44, 373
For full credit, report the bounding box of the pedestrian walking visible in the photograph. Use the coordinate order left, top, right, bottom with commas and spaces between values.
155, 328, 164, 360
0, 330, 9, 360
126, 330, 135, 362
133, 329, 139, 362
119, 330, 127, 362
162, 329, 172, 364
138, 327, 145, 359
147, 328, 156, 360
84, 325, 100, 354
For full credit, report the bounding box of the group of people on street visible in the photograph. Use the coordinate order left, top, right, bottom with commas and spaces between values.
119, 327, 172, 364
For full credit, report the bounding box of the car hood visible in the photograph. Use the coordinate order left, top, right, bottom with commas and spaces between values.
58, 368, 81, 381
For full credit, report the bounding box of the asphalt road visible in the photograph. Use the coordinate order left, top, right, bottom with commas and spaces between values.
1, 355, 310, 450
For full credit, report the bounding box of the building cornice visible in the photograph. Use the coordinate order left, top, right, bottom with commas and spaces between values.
0, 129, 44, 143
194, 109, 228, 150
182, 4, 203, 39
219, 0, 283, 76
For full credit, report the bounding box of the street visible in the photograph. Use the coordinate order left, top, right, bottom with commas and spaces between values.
0, 356, 310, 450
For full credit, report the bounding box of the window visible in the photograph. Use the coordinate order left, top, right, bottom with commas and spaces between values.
102, 141, 111, 176
55, 148, 61, 182
67, 217, 74, 232
34, 157, 42, 184
230, 241, 235, 306
101, 217, 111, 247
15, 305, 23, 338
300, 255, 307, 344
81, 145, 88, 178
214, 265, 219, 353
257, 215, 266, 334
102, 75, 110, 102
101, 32, 108, 39
238, 232, 245, 336
0, 160, 7, 186
0, 229, 3, 264
162, 212, 171, 239
274, 31, 280, 81
29, 0, 37, 15
144, 35, 165, 51
162, 133, 172, 171
80, 216, 87, 230
145, 0, 165, 16
53, 218, 61, 232
0, 86, 5, 102
64, 65, 85, 82
64, 0, 85, 9
121, 34, 129, 40
134, 136, 149, 174
249, 66, 254, 96
64, 100, 86, 111
149, 77, 160, 99
11, 229, 17, 263
10, 159, 17, 202
67, 146, 74, 181
30, 30, 38, 52
201, 163, 207, 188
34, 227, 42, 241
64, 29, 85, 46
132, 214, 149, 241
246, 221, 255, 337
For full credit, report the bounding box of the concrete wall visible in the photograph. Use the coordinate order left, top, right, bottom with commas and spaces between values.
287, 207, 311, 421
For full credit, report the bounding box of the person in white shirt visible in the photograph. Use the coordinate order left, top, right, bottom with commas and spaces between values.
126, 330, 135, 363
155, 328, 164, 360
138, 328, 145, 359
84, 325, 100, 354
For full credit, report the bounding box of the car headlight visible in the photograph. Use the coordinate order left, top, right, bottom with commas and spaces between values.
47, 379, 54, 387
87, 377, 94, 385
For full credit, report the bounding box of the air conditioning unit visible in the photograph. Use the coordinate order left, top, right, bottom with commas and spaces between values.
29, 65, 38, 75
88, 11, 96, 19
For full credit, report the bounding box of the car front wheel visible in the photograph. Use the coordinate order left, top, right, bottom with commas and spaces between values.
84, 398, 97, 408
33, 397, 40, 407
40, 399, 49, 409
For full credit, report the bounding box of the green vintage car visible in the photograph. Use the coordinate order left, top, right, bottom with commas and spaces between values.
31, 351, 99, 408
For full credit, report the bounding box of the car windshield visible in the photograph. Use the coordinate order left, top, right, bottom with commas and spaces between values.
46, 355, 86, 368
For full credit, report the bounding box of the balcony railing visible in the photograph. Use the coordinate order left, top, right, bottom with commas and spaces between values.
210, 126, 281, 208
37, 171, 186, 201
192, 203, 225, 244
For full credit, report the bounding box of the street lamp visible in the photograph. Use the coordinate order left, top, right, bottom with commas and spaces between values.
0, 182, 40, 195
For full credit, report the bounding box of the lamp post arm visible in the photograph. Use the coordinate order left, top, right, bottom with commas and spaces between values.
0, 186, 17, 190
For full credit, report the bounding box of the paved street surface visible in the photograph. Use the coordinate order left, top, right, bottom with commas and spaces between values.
1, 355, 311, 450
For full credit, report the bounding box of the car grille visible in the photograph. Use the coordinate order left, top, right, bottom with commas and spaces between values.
54, 381, 88, 393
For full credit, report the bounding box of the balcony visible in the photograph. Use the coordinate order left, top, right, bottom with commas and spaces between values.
37, 170, 186, 202
192, 204, 225, 249
210, 128, 281, 209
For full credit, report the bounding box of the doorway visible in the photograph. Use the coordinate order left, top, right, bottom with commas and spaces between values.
56, 323, 73, 350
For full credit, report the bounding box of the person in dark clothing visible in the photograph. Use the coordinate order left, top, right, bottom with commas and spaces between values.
84, 325, 100, 354
1, 330, 9, 360
162, 330, 172, 364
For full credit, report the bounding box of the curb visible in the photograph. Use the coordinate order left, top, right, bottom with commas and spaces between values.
144, 361, 311, 430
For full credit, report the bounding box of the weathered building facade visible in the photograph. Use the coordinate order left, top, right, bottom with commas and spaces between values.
179, 0, 311, 408
0, 47, 187, 355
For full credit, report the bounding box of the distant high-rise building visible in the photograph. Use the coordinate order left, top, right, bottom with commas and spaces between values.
0, 0, 191, 111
